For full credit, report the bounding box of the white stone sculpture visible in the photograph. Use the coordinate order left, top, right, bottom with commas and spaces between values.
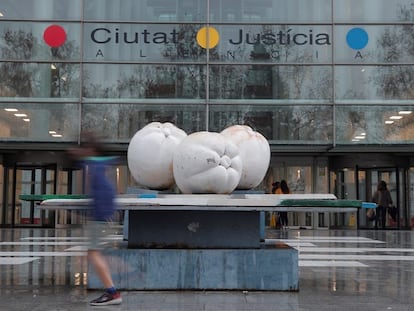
173, 131, 243, 194
221, 125, 270, 189
127, 122, 187, 190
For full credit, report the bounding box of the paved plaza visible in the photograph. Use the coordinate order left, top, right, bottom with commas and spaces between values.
0, 227, 413, 310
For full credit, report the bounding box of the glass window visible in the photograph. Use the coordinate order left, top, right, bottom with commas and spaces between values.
210, 0, 332, 23
82, 23, 332, 63
81, 104, 207, 141
335, 25, 414, 63
0, 103, 79, 141
83, 64, 206, 99
210, 65, 332, 100
335, 66, 414, 101
0, 22, 81, 61
0, 0, 81, 20
209, 104, 333, 143
84, 0, 206, 22
0, 62, 80, 99
211, 24, 332, 64
335, 105, 414, 144
410, 169, 414, 220
83, 23, 206, 62
334, 0, 414, 22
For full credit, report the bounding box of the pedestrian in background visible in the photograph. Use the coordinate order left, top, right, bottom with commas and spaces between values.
372, 180, 393, 229
275, 180, 291, 230
270, 181, 281, 228
271, 181, 281, 194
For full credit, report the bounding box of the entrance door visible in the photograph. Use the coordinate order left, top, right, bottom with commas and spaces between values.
269, 156, 330, 229
356, 167, 407, 229
3, 164, 56, 227
329, 169, 356, 228
330, 166, 409, 229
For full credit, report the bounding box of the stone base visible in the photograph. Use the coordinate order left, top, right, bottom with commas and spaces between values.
128, 210, 261, 249
88, 244, 298, 291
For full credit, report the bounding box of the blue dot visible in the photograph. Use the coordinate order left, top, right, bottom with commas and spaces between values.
346, 28, 368, 50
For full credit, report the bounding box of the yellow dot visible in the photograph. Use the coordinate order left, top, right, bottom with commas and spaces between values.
196, 26, 220, 49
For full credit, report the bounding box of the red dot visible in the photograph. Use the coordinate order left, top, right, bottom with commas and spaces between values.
43, 25, 66, 48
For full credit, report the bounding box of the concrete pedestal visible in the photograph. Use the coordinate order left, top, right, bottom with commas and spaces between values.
123, 211, 266, 248
88, 244, 298, 291
127, 210, 261, 249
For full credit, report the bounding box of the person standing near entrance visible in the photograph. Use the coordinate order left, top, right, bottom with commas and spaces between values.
372, 180, 393, 229
270, 181, 281, 228
271, 181, 281, 194
276, 180, 291, 229
68, 133, 122, 306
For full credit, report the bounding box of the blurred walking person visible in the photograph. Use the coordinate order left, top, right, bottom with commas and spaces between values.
68, 132, 122, 306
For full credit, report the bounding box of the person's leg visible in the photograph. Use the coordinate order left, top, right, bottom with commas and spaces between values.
381, 206, 387, 228
280, 212, 288, 229
87, 221, 122, 306
88, 250, 114, 288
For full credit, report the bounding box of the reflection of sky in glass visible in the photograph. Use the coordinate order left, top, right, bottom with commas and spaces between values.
336, 105, 414, 144
335, 66, 414, 100
334, 0, 414, 22
3, 0, 411, 22
0, 0, 81, 19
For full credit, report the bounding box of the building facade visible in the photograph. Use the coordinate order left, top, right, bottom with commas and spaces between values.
0, 0, 413, 228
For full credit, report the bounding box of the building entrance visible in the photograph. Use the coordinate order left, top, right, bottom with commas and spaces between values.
356, 166, 408, 229
1, 164, 57, 227
331, 165, 409, 229
0, 153, 126, 228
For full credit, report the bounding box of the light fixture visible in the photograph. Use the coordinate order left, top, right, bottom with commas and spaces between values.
398, 111, 412, 115
52, 134, 63, 137
49, 130, 57, 134
385, 120, 394, 124
23, 118, 30, 122
14, 113, 27, 117
4, 108, 18, 112
355, 135, 366, 139
51, 64, 57, 70
390, 115, 402, 120
0, 12, 4, 17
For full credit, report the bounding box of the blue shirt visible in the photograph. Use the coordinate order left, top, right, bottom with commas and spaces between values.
81, 156, 117, 221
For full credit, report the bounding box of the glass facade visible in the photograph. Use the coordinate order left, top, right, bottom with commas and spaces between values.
0, 0, 413, 229
0, 0, 413, 145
